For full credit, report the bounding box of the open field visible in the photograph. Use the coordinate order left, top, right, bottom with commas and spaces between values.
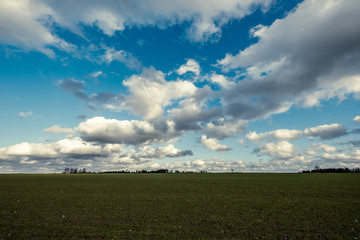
0, 173, 359, 239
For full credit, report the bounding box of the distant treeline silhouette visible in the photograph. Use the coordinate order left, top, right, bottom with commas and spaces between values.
63, 168, 207, 174
100, 169, 208, 174
302, 167, 360, 173
63, 168, 89, 174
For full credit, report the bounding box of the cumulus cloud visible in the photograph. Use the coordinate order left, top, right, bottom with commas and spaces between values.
200, 135, 232, 152
353, 116, 360, 123
167, 86, 221, 131
119, 67, 198, 120
254, 141, 298, 160
178, 157, 311, 172
246, 129, 303, 142
18, 111, 33, 118
304, 123, 347, 140
0, 138, 119, 170
217, 0, 360, 120
43, 125, 74, 134
0, 0, 76, 57
312, 143, 337, 153
209, 73, 234, 88
4, 142, 58, 160
306, 143, 338, 156
49, 0, 272, 42
0, 137, 194, 173
252, 141, 310, 170
245, 124, 347, 143
0, 0, 272, 58
58, 67, 218, 130
135, 144, 193, 159
76, 116, 179, 145
182, 159, 246, 172
204, 118, 247, 139
322, 150, 360, 164
176, 59, 200, 77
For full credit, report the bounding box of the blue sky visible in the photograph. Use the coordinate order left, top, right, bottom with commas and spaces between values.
1, 0, 360, 173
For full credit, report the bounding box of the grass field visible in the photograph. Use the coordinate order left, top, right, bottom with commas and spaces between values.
0, 173, 359, 239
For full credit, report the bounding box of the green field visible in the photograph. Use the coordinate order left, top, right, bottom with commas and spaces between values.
0, 173, 359, 239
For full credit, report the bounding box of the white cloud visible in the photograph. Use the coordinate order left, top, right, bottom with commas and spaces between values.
245, 124, 347, 143
0, 0, 272, 58
50, 0, 272, 42
200, 135, 232, 152
312, 143, 337, 153
178, 157, 308, 172
322, 150, 360, 164
55, 138, 110, 156
100, 47, 142, 70
353, 116, 360, 123
18, 111, 33, 118
255, 141, 298, 160
167, 85, 221, 131
204, 118, 247, 139
4, 142, 58, 159
0, 0, 76, 57
209, 73, 234, 88
182, 159, 246, 172
135, 144, 192, 159
253, 141, 311, 171
86, 71, 103, 79
176, 59, 200, 77
246, 129, 303, 142
76, 116, 179, 145
217, 0, 360, 120
121, 67, 198, 120
0, 137, 194, 173
43, 125, 74, 134
0, 137, 123, 172
304, 123, 347, 140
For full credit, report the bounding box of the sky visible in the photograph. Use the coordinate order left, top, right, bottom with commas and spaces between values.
1, 0, 360, 173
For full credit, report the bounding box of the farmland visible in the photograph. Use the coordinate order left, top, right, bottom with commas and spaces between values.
0, 173, 359, 239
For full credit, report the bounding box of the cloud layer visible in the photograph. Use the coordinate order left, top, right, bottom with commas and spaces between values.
0, 0, 272, 57
0, 137, 193, 173
2, 0, 360, 173
218, 0, 360, 120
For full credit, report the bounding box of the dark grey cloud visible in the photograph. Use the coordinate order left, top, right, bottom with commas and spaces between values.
351, 128, 360, 134
76, 115, 87, 120
304, 124, 347, 140
57, 78, 123, 110
167, 86, 223, 131
217, 0, 360, 121
204, 118, 247, 140
57, 78, 85, 92
349, 139, 360, 147
172, 107, 223, 131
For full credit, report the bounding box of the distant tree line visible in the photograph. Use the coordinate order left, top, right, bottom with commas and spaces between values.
99, 169, 208, 174
302, 166, 360, 173
63, 168, 89, 174
63, 168, 208, 174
